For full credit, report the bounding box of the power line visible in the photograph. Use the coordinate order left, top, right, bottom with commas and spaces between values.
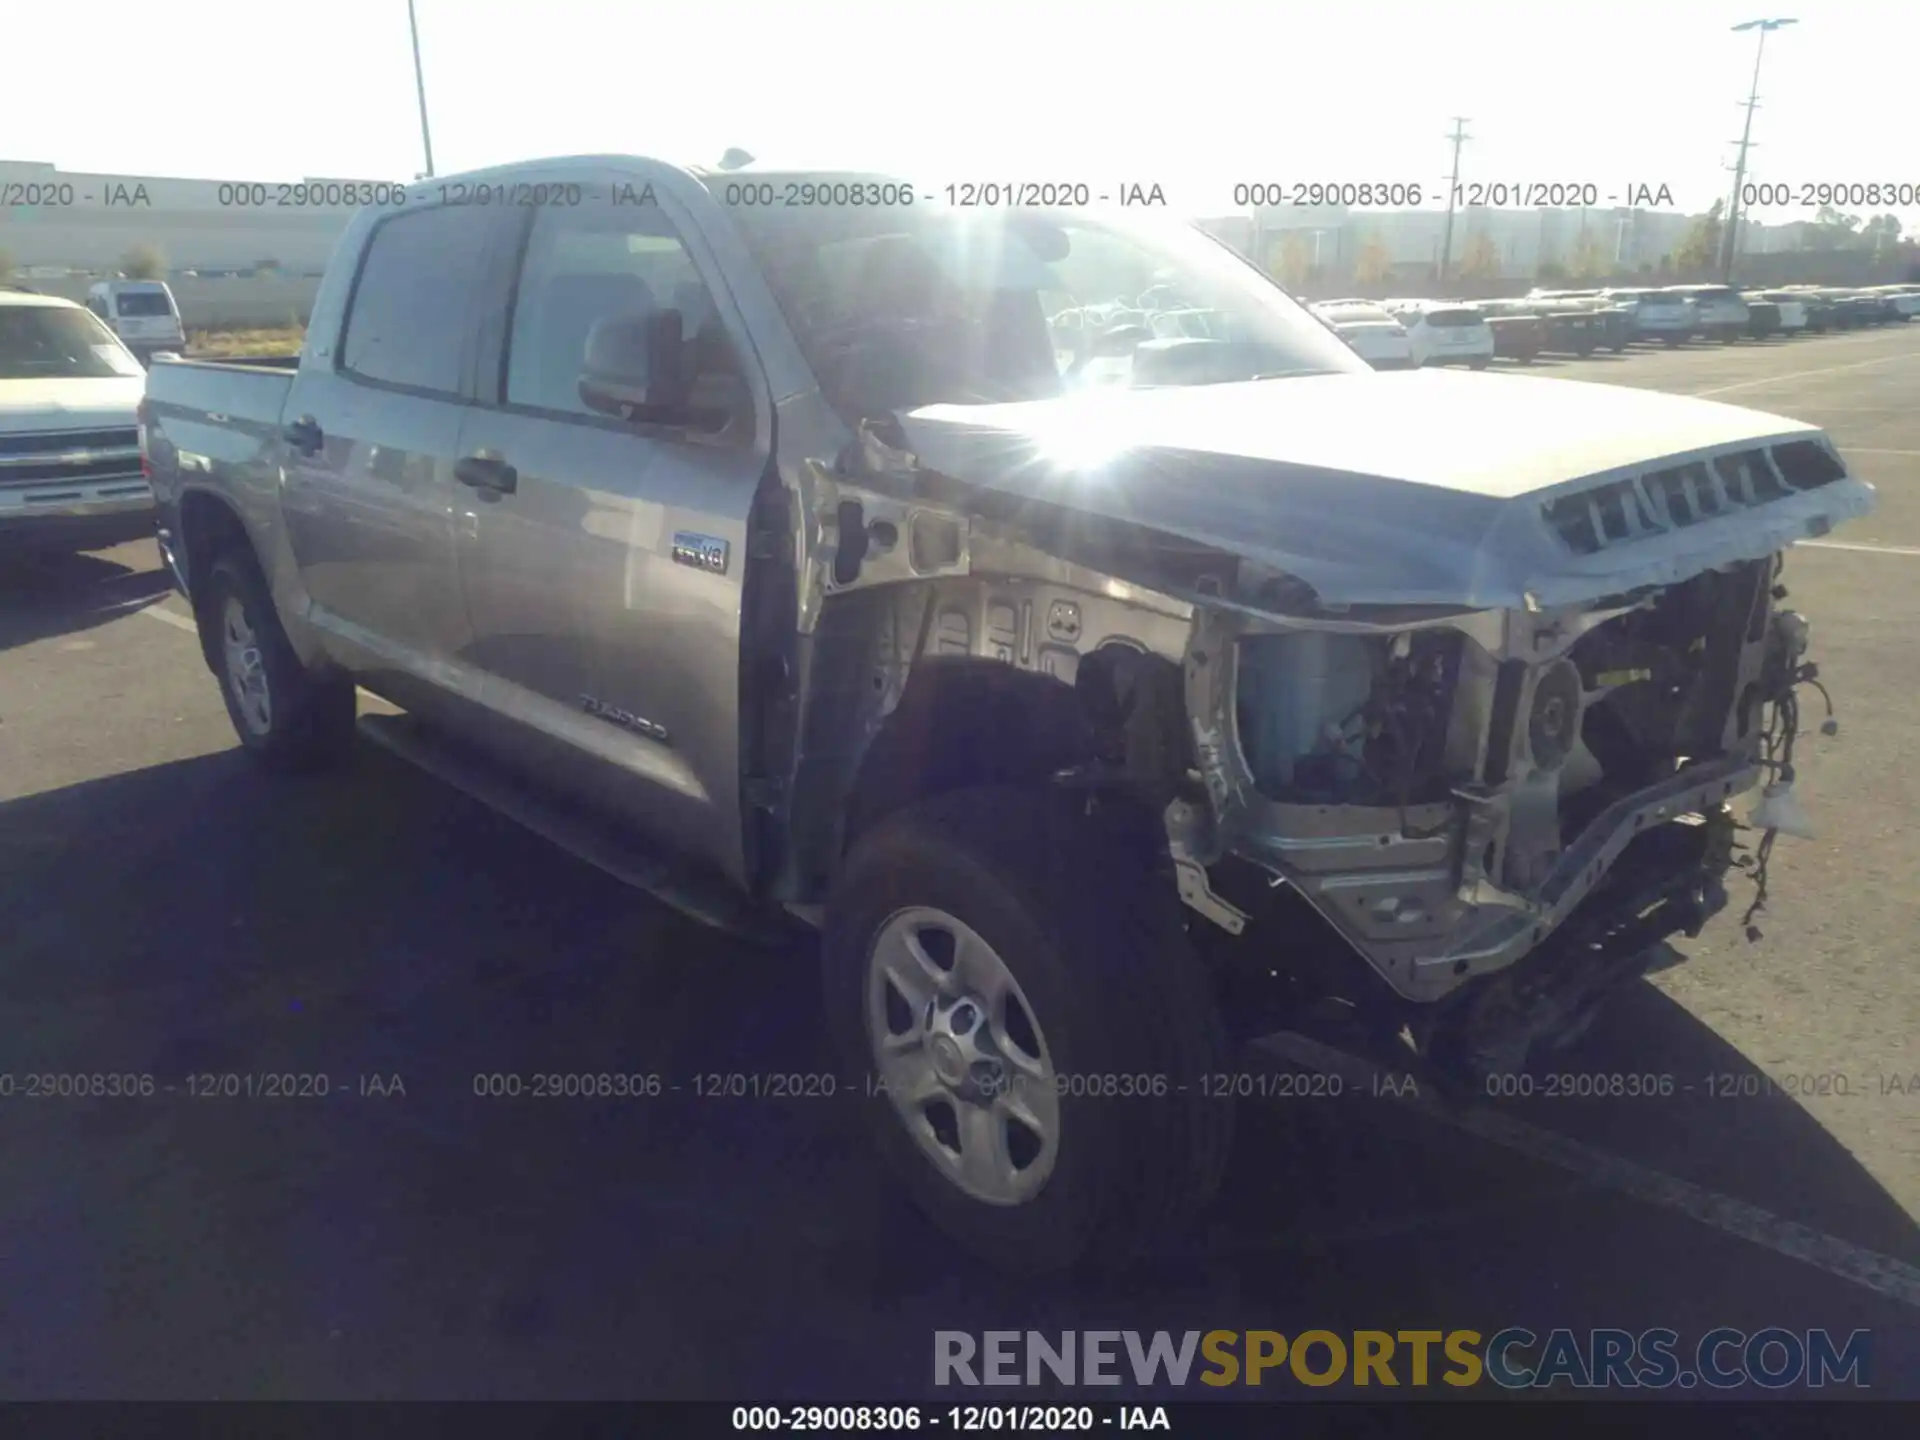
1438, 118, 1471, 282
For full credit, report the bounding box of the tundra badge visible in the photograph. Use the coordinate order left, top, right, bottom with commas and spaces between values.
579, 695, 670, 744
672, 531, 730, 575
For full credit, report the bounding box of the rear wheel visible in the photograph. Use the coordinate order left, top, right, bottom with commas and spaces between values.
823, 787, 1233, 1274
1468, 356, 1490, 370
199, 552, 356, 773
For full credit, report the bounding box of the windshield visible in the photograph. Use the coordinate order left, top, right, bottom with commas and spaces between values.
0, 305, 145, 379
114, 291, 175, 317
722, 197, 1366, 420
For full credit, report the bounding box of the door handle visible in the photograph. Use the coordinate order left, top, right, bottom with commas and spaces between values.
282, 415, 323, 455
455, 453, 518, 494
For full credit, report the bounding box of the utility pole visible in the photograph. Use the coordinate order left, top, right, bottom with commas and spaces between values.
1438, 118, 1471, 283
1720, 18, 1797, 280
408, 0, 436, 179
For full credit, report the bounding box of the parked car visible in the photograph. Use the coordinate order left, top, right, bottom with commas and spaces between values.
1530, 290, 1634, 352
1483, 310, 1545, 363
1764, 289, 1830, 332
1604, 288, 1694, 345
1663, 285, 1748, 342
1745, 292, 1806, 334
85, 279, 187, 361
1, 289, 152, 552
1379, 299, 1494, 367
1744, 298, 1782, 339
141, 157, 1874, 1274
1870, 285, 1920, 319
1308, 301, 1416, 369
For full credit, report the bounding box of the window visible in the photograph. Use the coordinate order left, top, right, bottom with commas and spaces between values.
116, 291, 174, 317
0, 305, 143, 380
504, 202, 731, 422
727, 200, 1363, 421
342, 204, 492, 395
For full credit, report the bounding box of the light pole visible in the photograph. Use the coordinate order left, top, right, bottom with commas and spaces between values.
408, 0, 436, 179
1438, 117, 1471, 282
1720, 17, 1796, 280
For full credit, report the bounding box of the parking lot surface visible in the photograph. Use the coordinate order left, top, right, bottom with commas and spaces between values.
2, 325, 1917, 1400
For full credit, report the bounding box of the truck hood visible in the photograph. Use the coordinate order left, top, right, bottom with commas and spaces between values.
893, 369, 1875, 610
0, 376, 144, 435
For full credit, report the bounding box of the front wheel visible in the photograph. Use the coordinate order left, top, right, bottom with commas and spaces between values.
1468, 356, 1490, 370
199, 552, 356, 773
823, 787, 1233, 1274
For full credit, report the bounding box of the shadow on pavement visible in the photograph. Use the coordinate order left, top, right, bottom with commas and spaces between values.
0, 547, 174, 656
1, 748, 1915, 1398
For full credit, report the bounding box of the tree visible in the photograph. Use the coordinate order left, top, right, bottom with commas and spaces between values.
1535, 259, 1570, 283
121, 243, 167, 279
1569, 229, 1608, 280
1353, 233, 1393, 285
1458, 231, 1501, 280
1673, 199, 1723, 273
1273, 233, 1312, 290
1863, 214, 1904, 252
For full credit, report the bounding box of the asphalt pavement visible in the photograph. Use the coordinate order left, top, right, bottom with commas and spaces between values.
1, 325, 1916, 1401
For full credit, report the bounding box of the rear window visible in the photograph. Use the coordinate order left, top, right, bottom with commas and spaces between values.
1690, 288, 1738, 302
0, 305, 145, 379
1424, 308, 1483, 327
115, 291, 175, 317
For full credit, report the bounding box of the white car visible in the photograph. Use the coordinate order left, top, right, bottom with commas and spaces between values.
1662, 285, 1748, 343
1381, 299, 1494, 368
1308, 301, 1416, 369
0, 288, 153, 552
1864, 285, 1920, 319
1604, 289, 1695, 345
1747, 292, 1808, 332
86, 279, 187, 358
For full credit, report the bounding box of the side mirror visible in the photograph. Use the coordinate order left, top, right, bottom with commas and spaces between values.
579, 308, 689, 423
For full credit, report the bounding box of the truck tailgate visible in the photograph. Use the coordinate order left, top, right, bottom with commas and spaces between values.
143, 356, 296, 487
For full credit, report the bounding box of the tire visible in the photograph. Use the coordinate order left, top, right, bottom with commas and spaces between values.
823, 786, 1233, 1274
1468, 357, 1490, 370
198, 551, 356, 773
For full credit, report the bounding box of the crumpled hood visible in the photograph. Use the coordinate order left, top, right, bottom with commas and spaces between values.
0, 376, 143, 435
894, 369, 1876, 609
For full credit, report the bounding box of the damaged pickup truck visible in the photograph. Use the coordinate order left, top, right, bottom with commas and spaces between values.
140, 157, 1873, 1273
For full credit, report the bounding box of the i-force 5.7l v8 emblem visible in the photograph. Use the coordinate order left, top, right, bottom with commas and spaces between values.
671, 531, 730, 575
579, 695, 670, 744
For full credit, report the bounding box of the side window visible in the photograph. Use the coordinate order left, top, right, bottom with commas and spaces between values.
341, 205, 492, 395
504, 200, 737, 427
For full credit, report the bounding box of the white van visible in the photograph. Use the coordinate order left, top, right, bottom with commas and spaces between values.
85, 280, 187, 357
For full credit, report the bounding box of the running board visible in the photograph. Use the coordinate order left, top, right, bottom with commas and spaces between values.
356, 713, 797, 948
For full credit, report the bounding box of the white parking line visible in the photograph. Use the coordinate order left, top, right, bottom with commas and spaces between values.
1842, 448, 1920, 458
139, 603, 198, 634
1255, 1031, 1920, 1311
1693, 350, 1920, 397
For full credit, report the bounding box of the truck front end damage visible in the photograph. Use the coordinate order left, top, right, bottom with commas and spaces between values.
785, 373, 1873, 1078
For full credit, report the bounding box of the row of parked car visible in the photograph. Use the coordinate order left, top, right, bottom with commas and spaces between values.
1309, 282, 1920, 369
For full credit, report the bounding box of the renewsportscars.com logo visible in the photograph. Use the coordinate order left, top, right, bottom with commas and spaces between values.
933, 1328, 1872, 1390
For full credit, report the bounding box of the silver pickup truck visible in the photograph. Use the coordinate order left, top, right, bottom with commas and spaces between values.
142, 156, 1873, 1274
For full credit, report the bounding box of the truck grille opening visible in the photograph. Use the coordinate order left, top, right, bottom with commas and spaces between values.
1541, 442, 1844, 556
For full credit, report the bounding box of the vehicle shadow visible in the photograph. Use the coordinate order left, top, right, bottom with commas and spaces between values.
0, 547, 173, 656
1, 748, 1914, 1399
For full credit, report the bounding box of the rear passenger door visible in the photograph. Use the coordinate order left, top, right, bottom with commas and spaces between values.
450, 168, 771, 883
280, 200, 505, 712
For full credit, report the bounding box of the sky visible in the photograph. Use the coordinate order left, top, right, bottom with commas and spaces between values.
4, 0, 1915, 226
